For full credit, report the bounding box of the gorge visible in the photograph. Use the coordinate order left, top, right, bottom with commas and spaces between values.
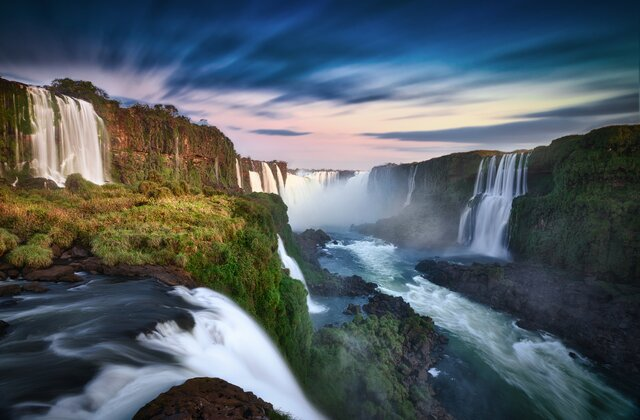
0, 76, 638, 420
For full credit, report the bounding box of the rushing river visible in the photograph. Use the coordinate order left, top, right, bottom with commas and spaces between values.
0, 275, 322, 420
313, 231, 639, 420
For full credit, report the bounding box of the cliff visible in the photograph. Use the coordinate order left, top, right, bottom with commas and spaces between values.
357, 150, 502, 248
0, 77, 242, 189
509, 125, 640, 283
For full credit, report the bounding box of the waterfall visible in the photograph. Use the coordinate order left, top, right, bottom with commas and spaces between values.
28, 86, 108, 186
458, 153, 529, 258
275, 165, 286, 196
34, 286, 323, 420
403, 164, 418, 207
248, 171, 263, 192
235, 158, 242, 189
260, 162, 279, 194
276, 235, 327, 313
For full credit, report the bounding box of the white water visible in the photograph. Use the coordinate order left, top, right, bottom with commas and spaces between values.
248, 170, 263, 192
276, 235, 327, 313
260, 162, 279, 194
275, 165, 286, 196
34, 287, 323, 420
235, 158, 242, 189
403, 164, 418, 207
283, 171, 390, 230
28, 86, 108, 186
458, 153, 528, 258
324, 237, 636, 420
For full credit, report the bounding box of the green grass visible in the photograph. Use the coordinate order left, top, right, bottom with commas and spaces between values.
0, 228, 18, 257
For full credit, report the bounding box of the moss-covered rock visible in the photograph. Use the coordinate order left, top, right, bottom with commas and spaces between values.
509, 125, 640, 283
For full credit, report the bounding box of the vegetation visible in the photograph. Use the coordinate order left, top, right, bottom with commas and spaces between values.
0, 179, 312, 377
510, 125, 640, 283
307, 313, 437, 420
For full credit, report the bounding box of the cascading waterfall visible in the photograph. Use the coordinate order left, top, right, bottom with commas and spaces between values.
19, 284, 323, 420
260, 162, 279, 194
235, 158, 242, 189
248, 171, 263, 192
276, 235, 327, 313
283, 170, 378, 230
404, 164, 418, 207
275, 165, 286, 196
458, 153, 529, 258
28, 86, 109, 186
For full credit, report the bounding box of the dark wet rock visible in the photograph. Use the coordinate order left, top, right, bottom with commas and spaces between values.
294, 229, 331, 268
100, 264, 197, 288
133, 377, 282, 420
415, 258, 640, 379
7, 269, 19, 279
0, 320, 8, 337
0, 271, 5, 280
60, 246, 91, 260
0, 284, 21, 297
21, 282, 48, 293
343, 303, 361, 315
308, 273, 377, 297
24, 265, 81, 282
363, 293, 415, 320
16, 177, 59, 190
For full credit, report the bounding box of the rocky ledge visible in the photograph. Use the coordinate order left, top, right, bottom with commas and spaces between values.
415, 259, 640, 380
133, 377, 288, 420
308, 273, 377, 297
294, 229, 331, 267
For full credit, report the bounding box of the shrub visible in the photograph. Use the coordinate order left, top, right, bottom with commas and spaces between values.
65, 173, 98, 194
7, 244, 53, 268
0, 228, 18, 257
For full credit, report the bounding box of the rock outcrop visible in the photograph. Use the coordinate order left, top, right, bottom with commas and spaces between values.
133, 377, 287, 420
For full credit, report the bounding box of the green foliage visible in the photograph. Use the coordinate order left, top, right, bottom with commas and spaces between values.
7, 244, 53, 268
65, 173, 98, 195
0, 183, 313, 380
0, 228, 18, 257
307, 314, 435, 420
510, 126, 640, 282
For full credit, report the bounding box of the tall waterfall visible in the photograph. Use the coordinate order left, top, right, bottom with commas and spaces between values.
28, 86, 109, 186
248, 171, 263, 192
235, 158, 242, 189
404, 164, 418, 207
458, 153, 529, 258
275, 165, 286, 196
260, 162, 279, 194
276, 235, 327, 313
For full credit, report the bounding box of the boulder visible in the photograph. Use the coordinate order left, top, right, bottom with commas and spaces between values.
22, 282, 48, 293
0, 284, 21, 297
343, 303, 361, 315
308, 273, 377, 297
24, 265, 81, 282
133, 377, 281, 420
363, 293, 416, 320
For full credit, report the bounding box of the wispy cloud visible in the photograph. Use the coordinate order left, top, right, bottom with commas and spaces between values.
251, 129, 311, 136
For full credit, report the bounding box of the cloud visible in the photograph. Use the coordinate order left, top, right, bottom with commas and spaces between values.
518, 94, 638, 118
251, 129, 311, 136
362, 114, 638, 144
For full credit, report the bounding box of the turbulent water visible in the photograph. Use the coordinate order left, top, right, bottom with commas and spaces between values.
316, 232, 638, 420
28, 87, 109, 186
276, 235, 327, 313
458, 153, 529, 258
0, 276, 322, 420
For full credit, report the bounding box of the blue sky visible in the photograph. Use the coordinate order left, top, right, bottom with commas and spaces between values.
0, 0, 637, 169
